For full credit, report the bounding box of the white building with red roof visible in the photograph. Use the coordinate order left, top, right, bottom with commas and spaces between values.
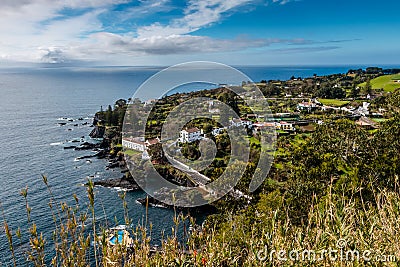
179, 127, 202, 143
122, 137, 146, 151
122, 137, 160, 152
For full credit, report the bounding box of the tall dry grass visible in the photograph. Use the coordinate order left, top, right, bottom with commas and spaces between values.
2, 177, 400, 266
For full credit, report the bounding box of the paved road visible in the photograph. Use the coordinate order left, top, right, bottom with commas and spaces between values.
166, 151, 251, 201
165, 154, 211, 186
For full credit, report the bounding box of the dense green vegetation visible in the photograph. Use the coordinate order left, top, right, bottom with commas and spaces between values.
95, 99, 128, 128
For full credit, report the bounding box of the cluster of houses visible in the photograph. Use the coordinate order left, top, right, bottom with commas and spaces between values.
178, 117, 297, 143
253, 121, 296, 132
122, 116, 298, 154
297, 101, 321, 112
123, 97, 382, 153
297, 98, 385, 118
179, 127, 203, 143
298, 99, 387, 124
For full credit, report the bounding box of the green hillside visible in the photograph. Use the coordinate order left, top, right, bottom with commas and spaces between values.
359, 74, 400, 92
318, 99, 350, 107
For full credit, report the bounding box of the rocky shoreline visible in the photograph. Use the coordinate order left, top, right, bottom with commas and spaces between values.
85, 123, 141, 191
136, 196, 217, 213
74, 112, 217, 213
93, 177, 140, 191
56, 115, 140, 192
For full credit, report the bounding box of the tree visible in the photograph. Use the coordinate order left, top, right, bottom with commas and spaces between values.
285, 120, 371, 222
105, 105, 112, 126
203, 123, 214, 134
115, 99, 127, 108
350, 84, 360, 99
364, 78, 372, 95
316, 86, 346, 99
366, 67, 382, 74
218, 91, 240, 115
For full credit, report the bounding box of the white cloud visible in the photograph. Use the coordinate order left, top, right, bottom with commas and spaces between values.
44, 33, 314, 64
82, 33, 274, 54
0, 4, 104, 62
270, 46, 340, 53
137, 0, 253, 37
0, 0, 123, 62
272, 0, 298, 5
0, 0, 307, 64
1, 0, 128, 11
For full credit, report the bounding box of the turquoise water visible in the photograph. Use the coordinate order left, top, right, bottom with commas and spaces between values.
109, 230, 125, 245
0, 65, 384, 265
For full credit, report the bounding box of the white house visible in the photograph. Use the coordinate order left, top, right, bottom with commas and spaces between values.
277, 121, 295, 132
144, 99, 157, 106
357, 102, 370, 116
122, 137, 146, 151
179, 127, 202, 143
209, 108, 220, 113
242, 120, 253, 127
230, 118, 253, 128
297, 101, 318, 112
208, 100, 220, 113
253, 122, 276, 132
122, 137, 160, 152
212, 127, 225, 136
142, 150, 151, 160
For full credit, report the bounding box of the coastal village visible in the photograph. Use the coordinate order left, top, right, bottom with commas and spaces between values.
121, 93, 382, 159
78, 67, 400, 204
82, 69, 398, 210
122, 68, 399, 150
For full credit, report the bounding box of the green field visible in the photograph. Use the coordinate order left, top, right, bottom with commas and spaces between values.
359, 74, 400, 92
124, 149, 141, 156
318, 99, 350, 107
371, 118, 387, 123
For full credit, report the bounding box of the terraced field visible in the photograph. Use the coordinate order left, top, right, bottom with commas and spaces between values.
359, 74, 400, 92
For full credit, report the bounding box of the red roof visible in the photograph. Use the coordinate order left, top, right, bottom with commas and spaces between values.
185, 127, 200, 133
146, 138, 160, 145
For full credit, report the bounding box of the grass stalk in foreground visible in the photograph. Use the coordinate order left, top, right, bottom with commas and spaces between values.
2, 176, 400, 266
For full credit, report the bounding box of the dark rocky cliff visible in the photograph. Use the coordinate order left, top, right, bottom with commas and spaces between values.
89, 125, 105, 138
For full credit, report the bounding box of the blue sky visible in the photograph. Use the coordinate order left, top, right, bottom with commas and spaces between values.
0, 0, 399, 66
